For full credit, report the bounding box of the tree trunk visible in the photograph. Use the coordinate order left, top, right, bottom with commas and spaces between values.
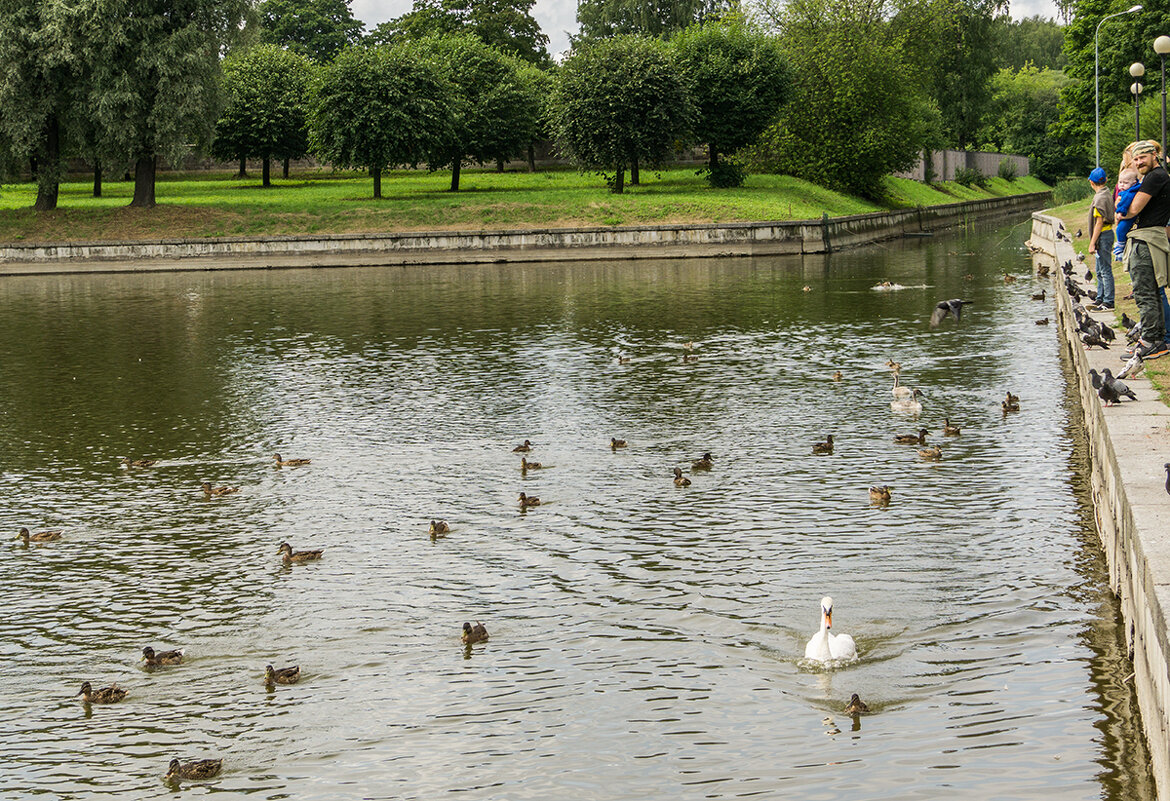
29, 156, 37, 180
710, 146, 719, 170
496, 158, 504, 172
283, 157, 290, 179
527, 144, 536, 172
237, 155, 247, 178
630, 157, 640, 186
450, 159, 461, 192
34, 117, 60, 211
93, 159, 102, 198
372, 167, 382, 199
262, 157, 271, 187
612, 166, 625, 194
130, 155, 156, 208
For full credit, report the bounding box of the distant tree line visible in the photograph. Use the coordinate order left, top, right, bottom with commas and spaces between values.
0, 0, 1081, 212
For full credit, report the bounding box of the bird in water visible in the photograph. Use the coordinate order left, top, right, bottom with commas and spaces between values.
512, 440, 533, 453
929, 299, 973, 327
520, 457, 543, 472
844, 693, 870, 715
17, 527, 62, 544
943, 418, 961, 436
265, 664, 300, 685
832, 370, 843, 381
804, 596, 858, 663
893, 428, 928, 445
165, 758, 222, 782
201, 482, 239, 496
77, 681, 126, 704
1004, 274, 1017, 283
121, 457, 157, 468
272, 453, 310, 467
142, 646, 184, 667
885, 359, 902, 373
462, 621, 489, 644
691, 452, 714, 470
673, 467, 692, 486
891, 388, 925, 413
1002, 392, 1020, 412
277, 542, 324, 563
891, 373, 913, 399
918, 445, 942, 460
1031, 289, 1046, 301
429, 519, 450, 536
812, 435, 834, 454
868, 485, 891, 502
1035, 318, 1049, 325
518, 492, 541, 507
610, 438, 627, 449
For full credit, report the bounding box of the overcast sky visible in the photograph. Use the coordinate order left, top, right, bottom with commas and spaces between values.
351, 0, 1063, 61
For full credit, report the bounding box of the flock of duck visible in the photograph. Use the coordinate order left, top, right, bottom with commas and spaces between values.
16, 453, 320, 784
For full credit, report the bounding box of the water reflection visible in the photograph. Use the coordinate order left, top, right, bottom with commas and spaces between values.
0, 223, 1154, 799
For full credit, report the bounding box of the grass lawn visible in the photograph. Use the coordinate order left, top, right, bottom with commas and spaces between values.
0, 166, 1048, 244
1048, 200, 1170, 407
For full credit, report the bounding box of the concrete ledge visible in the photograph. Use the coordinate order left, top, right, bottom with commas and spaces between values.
0, 192, 1049, 275
1031, 211, 1170, 799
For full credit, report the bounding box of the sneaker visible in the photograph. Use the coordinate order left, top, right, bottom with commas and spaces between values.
1136, 340, 1169, 360
1087, 303, 1115, 311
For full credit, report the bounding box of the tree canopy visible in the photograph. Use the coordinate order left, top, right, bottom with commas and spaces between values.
309, 44, 453, 198
212, 45, 314, 186
370, 0, 552, 67
551, 35, 691, 193
259, 0, 365, 62
576, 0, 731, 40
981, 66, 1081, 183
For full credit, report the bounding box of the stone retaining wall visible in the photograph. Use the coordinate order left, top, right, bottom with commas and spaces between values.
0, 192, 1049, 275
1031, 212, 1170, 800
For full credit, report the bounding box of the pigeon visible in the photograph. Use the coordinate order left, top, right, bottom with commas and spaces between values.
1118, 351, 1143, 380
1089, 369, 1103, 390
1121, 312, 1137, 330
1076, 228, 1083, 238
1082, 332, 1110, 349
1085, 268, 1094, 281
1062, 260, 1074, 275
1099, 382, 1121, 406
930, 299, 973, 327
1126, 322, 1142, 344
1164, 463, 1170, 496
1102, 368, 1137, 402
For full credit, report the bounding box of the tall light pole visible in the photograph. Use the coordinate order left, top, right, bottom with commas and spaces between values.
1132, 63, 1146, 141
1155, 35, 1170, 157
1097, 5, 1143, 167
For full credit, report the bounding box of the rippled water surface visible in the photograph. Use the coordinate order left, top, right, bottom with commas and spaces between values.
0, 223, 1155, 799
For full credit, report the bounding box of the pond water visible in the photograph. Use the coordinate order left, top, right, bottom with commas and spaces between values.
0, 223, 1156, 799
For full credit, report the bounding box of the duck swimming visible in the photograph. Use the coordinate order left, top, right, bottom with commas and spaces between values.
804, 596, 858, 663
462, 621, 489, 644
165, 758, 222, 781
265, 664, 300, 685
121, 457, 157, 468
77, 681, 127, 704
429, 519, 450, 536
518, 492, 541, 507
673, 467, 691, 486
844, 693, 870, 715
918, 445, 942, 460
868, 485, 891, 502
610, 438, 627, 449
512, 440, 533, 453
1002, 392, 1020, 413
691, 452, 714, 470
812, 435, 834, 455
272, 453, 310, 467
891, 373, 912, 400
890, 389, 925, 413
893, 428, 928, 445
520, 457, 543, 471
943, 418, 961, 436
18, 527, 62, 544
142, 646, 184, 667
201, 482, 239, 496
277, 542, 323, 563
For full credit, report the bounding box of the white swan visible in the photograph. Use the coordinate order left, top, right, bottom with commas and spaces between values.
804, 596, 858, 663
890, 388, 924, 413
891, 373, 912, 399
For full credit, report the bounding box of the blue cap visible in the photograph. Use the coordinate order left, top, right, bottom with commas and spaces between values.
1089, 167, 1107, 183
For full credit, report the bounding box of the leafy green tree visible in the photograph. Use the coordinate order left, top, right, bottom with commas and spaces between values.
85, 0, 249, 208
672, 17, 790, 185
259, 0, 365, 63
980, 66, 1082, 182
576, 0, 730, 39
551, 35, 691, 193
309, 45, 453, 198
748, 0, 936, 199
370, 0, 552, 67
212, 45, 313, 187
409, 36, 541, 190
990, 15, 1065, 71
518, 62, 555, 170
0, 0, 82, 209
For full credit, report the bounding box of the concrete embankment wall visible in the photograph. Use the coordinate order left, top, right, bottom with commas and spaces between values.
0, 192, 1048, 275
1031, 212, 1170, 799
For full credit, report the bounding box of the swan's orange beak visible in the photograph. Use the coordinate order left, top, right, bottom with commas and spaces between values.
825, 612, 832, 629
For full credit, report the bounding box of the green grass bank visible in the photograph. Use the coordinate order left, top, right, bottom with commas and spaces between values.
0, 167, 1049, 244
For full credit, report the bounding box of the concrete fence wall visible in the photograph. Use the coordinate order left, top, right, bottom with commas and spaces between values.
894, 150, 1030, 182
0, 192, 1050, 275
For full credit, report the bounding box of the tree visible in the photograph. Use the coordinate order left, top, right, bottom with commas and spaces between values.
370, 0, 552, 67
0, 0, 82, 210
990, 15, 1065, 72
747, 0, 936, 199
551, 35, 691, 193
672, 17, 790, 185
309, 45, 453, 198
86, 0, 250, 208
212, 45, 313, 187
576, 0, 731, 40
259, 0, 365, 62
410, 36, 541, 190
980, 66, 1082, 182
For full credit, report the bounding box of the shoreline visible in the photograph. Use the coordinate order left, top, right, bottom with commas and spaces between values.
1, 192, 1049, 275
1031, 211, 1170, 800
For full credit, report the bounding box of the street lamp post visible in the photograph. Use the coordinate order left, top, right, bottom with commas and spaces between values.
1155, 36, 1170, 157
1097, 5, 1143, 166
1132, 63, 1146, 141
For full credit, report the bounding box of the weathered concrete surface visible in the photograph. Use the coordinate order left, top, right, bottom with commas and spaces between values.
1031, 212, 1170, 799
0, 192, 1049, 276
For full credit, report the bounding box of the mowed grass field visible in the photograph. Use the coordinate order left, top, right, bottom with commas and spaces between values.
0, 166, 1050, 243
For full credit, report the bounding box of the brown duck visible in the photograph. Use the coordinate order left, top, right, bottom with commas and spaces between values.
78, 681, 126, 704
142, 646, 184, 667
166, 758, 222, 781
278, 542, 323, 563
462, 621, 489, 644
273, 453, 310, 467
18, 527, 62, 544
265, 664, 300, 685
